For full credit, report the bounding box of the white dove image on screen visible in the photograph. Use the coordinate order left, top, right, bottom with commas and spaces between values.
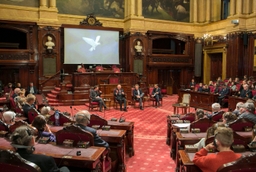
82, 36, 101, 51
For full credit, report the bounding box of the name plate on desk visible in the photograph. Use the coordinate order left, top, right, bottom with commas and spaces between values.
191, 128, 200, 133
63, 139, 74, 148
185, 145, 198, 153
77, 141, 90, 148
102, 125, 111, 131
232, 145, 246, 152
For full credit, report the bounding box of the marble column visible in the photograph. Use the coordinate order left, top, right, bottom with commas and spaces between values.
137, 0, 142, 16
193, 0, 198, 23
40, 0, 47, 7
252, 0, 256, 14
236, 0, 242, 15
49, 0, 56, 8
205, 0, 211, 22
229, 0, 235, 16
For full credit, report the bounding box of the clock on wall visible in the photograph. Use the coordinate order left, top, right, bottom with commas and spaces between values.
80, 15, 102, 26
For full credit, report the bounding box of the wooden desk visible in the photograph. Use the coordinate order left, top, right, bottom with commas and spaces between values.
228, 96, 248, 111
166, 116, 179, 145
178, 90, 218, 111
0, 137, 108, 172
107, 121, 135, 157
35, 94, 47, 110
97, 129, 126, 172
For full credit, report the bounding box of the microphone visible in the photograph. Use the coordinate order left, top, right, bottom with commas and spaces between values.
70, 106, 74, 120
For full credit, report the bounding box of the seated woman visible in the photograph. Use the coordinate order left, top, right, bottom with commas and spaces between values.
193, 127, 241, 172
220, 112, 237, 126
40, 106, 51, 121
10, 126, 69, 172
31, 115, 55, 142
195, 109, 206, 120
1, 111, 16, 126
22, 94, 36, 120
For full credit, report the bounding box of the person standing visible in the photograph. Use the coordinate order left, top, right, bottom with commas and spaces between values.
114, 84, 127, 111
133, 84, 144, 110
90, 85, 107, 112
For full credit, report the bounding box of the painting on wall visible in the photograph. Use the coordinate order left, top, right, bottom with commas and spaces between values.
0, 0, 39, 7
57, 0, 124, 19
142, 0, 190, 22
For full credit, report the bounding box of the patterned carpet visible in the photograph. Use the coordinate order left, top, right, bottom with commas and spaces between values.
55, 95, 181, 172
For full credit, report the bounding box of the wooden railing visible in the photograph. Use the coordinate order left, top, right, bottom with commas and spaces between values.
39, 71, 60, 93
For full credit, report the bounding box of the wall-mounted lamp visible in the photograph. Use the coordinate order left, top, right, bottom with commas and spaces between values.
231, 19, 239, 25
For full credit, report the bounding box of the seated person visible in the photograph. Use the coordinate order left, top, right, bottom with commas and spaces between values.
114, 84, 127, 111
240, 84, 252, 98
207, 103, 221, 119
238, 102, 256, 124
151, 84, 162, 107
230, 81, 237, 91
26, 82, 38, 95
31, 115, 55, 142
75, 110, 109, 148
22, 94, 36, 120
189, 79, 196, 89
197, 83, 203, 92
14, 96, 26, 110
194, 123, 225, 150
4, 82, 14, 98
90, 85, 107, 112
12, 88, 21, 99
10, 126, 69, 172
133, 84, 144, 110
16, 82, 22, 89
202, 84, 210, 93
233, 102, 244, 116
77, 63, 86, 73
221, 112, 237, 126
2, 111, 16, 126
195, 109, 206, 120
193, 127, 241, 172
208, 81, 213, 86
95, 65, 103, 71
40, 106, 51, 121
217, 84, 229, 104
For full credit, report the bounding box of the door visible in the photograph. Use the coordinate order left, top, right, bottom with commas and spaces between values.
210, 53, 222, 81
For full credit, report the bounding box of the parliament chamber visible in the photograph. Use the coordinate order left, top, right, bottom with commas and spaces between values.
1, 0, 256, 171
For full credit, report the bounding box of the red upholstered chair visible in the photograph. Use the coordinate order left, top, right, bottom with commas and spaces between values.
180, 113, 195, 123
88, 97, 100, 111
56, 124, 94, 146
0, 150, 41, 172
48, 112, 72, 126
148, 87, 163, 106
9, 120, 37, 134
229, 118, 255, 131
95, 66, 103, 72
217, 153, 256, 172
27, 108, 40, 124
190, 118, 215, 132
0, 120, 8, 132
87, 114, 107, 128
252, 90, 256, 97
211, 111, 225, 122
9, 97, 16, 111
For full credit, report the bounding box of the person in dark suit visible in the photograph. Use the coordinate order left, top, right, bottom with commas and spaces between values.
133, 84, 144, 110
197, 83, 203, 92
22, 94, 36, 120
75, 110, 109, 148
151, 84, 162, 107
90, 85, 107, 112
189, 79, 196, 89
26, 82, 38, 95
240, 84, 253, 98
10, 126, 69, 172
114, 84, 127, 111
218, 84, 230, 104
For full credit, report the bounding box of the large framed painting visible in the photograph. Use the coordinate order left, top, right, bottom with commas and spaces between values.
0, 0, 39, 7
57, 0, 124, 19
142, 0, 190, 22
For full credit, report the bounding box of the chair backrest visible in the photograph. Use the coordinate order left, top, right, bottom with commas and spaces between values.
9, 120, 37, 134
212, 111, 225, 122
0, 150, 41, 172
190, 118, 215, 132
48, 111, 72, 126
56, 124, 94, 146
180, 113, 195, 123
0, 120, 8, 131
28, 108, 40, 124
9, 98, 16, 109
182, 94, 191, 105
148, 87, 154, 95
217, 153, 256, 172
229, 118, 255, 131
87, 114, 107, 128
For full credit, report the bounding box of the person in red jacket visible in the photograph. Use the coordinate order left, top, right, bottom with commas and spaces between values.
193, 127, 241, 172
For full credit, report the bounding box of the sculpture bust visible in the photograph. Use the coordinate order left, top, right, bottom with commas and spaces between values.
135, 41, 142, 53
45, 36, 55, 50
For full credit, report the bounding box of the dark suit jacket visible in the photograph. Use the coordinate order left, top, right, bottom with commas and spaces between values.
17, 149, 67, 172
22, 104, 35, 119
26, 86, 38, 95
133, 89, 144, 99
219, 88, 229, 98
240, 89, 253, 98
90, 89, 101, 100
114, 88, 125, 99
151, 87, 161, 98
76, 124, 109, 148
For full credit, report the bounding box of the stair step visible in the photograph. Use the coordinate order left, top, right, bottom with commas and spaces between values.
47, 98, 59, 102
55, 87, 61, 91
47, 93, 57, 98
51, 90, 60, 95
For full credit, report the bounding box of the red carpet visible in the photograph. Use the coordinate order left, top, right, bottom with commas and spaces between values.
54, 95, 184, 172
